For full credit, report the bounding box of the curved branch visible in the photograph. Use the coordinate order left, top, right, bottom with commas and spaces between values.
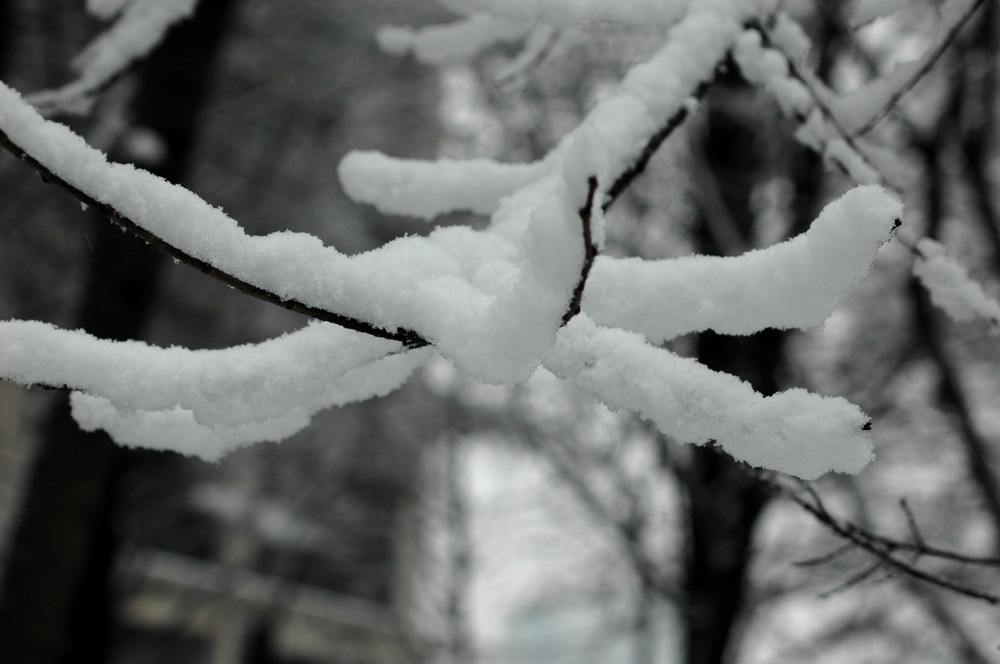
0, 126, 430, 348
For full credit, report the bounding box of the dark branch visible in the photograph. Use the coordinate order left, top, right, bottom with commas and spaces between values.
603, 79, 714, 212
853, 0, 988, 137
753, 472, 1000, 604
0, 126, 430, 349
562, 175, 600, 325
747, 21, 896, 191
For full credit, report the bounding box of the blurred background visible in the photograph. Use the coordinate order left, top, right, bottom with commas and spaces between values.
0, 1, 998, 663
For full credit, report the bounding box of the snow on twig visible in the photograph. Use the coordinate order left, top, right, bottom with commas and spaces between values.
435, 0, 752, 29
546, 315, 875, 479
736, 12, 1000, 330
584, 186, 902, 342
0, 320, 430, 459
345, 2, 757, 220
0, 81, 601, 384
28, 0, 201, 116
912, 239, 1000, 329
0, 0, 915, 476
377, 14, 531, 65
852, 0, 988, 136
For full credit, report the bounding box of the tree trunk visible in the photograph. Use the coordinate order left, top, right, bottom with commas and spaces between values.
0, 2, 238, 661
680, 84, 784, 664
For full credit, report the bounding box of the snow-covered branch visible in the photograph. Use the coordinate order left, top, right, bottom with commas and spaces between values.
377, 14, 531, 65
0, 81, 601, 384
436, 0, 693, 28
584, 186, 901, 342
0, 0, 929, 478
913, 239, 1000, 328
546, 316, 874, 479
28, 0, 201, 115
734, 11, 1000, 330
343, 0, 758, 220
0, 319, 429, 460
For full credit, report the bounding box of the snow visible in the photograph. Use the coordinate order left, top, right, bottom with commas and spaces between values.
0, 319, 430, 460
913, 239, 1000, 327
546, 316, 874, 479
583, 186, 902, 342
344, 0, 765, 221
338, 151, 550, 219
850, 0, 911, 26
29, 0, 200, 114
736, 11, 1000, 328
0, 0, 928, 478
377, 14, 529, 65
0, 81, 596, 384
86, 0, 132, 20
733, 29, 891, 186
437, 0, 694, 27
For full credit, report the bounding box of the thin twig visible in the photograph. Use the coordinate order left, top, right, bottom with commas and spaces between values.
748, 21, 897, 192
899, 499, 927, 551
817, 559, 885, 599
794, 543, 854, 567
854, 0, 988, 137
603, 79, 714, 211
562, 175, 599, 325
752, 472, 1000, 604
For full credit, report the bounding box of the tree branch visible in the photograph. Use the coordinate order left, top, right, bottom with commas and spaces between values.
853, 0, 988, 137
562, 175, 599, 325
754, 472, 1000, 604
603, 79, 714, 212
0, 126, 431, 349
748, 20, 896, 191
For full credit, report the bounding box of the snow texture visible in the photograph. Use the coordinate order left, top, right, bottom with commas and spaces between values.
0, 319, 429, 460
546, 316, 874, 479
584, 186, 902, 342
